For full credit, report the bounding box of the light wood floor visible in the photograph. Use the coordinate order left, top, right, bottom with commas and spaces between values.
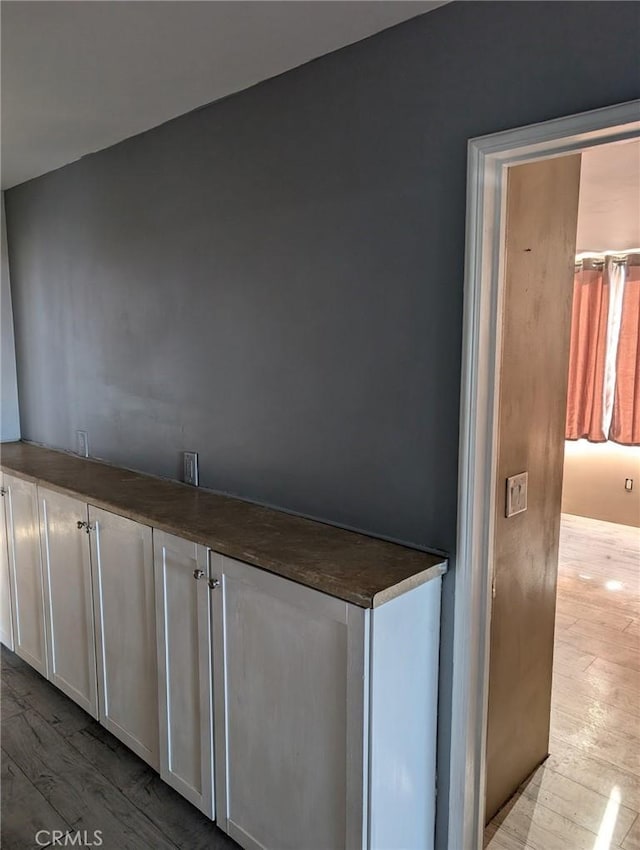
486, 513, 640, 850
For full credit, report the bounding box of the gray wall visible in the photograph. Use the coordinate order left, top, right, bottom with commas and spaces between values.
5, 3, 639, 846
1, 193, 20, 441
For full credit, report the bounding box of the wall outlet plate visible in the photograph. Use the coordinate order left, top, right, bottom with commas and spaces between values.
76, 430, 89, 457
506, 471, 528, 518
183, 451, 199, 486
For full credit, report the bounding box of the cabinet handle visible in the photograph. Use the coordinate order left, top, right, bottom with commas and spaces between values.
208, 577, 220, 590
0, 488, 6, 497
193, 569, 205, 580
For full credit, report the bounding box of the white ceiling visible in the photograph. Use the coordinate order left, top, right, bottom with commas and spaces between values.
1, 0, 447, 189
576, 140, 640, 253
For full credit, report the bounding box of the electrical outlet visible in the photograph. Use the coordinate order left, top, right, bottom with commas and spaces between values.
625, 478, 633, 492
183, 451, 199, 486
76, 430, 89, 457
506, 472, 528, 518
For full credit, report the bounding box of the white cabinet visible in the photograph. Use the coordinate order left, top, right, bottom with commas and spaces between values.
90, 505, 159, 768
211, 555, 442, 850
0, 456, 443, 850
39, 487, 98, 718
4, 474, 47, 675
0, 474, 15, 649
154, 530, 214, 817
211, 554, 368, 850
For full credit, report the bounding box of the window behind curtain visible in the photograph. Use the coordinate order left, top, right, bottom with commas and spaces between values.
565, 254, 640, 446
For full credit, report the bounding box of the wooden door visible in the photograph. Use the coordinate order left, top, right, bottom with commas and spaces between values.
90, 505, 159, 768
0, 475, 15, 649
4, 473, 47, 674
485, 155, 581, 820
154, 530, 214, 818
39, 487, 98, 717
211, 554, 366, 850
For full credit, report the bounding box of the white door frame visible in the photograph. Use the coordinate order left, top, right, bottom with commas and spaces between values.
449, 98, 640, 850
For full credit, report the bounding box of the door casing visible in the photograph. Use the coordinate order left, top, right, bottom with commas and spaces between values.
451, 99, 640, 850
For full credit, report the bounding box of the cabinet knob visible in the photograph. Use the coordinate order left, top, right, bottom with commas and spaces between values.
193, 569, 205, 580
77, 520, 87, 530
0, 488, 6, 497
208, 577, 221, 590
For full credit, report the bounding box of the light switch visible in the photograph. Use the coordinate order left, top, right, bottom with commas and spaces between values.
506, 472, 528, 518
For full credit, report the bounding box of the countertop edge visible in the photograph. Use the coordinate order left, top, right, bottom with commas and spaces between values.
371, 562, 447, 608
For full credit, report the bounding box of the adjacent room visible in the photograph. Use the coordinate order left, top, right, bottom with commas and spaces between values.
485, 141, 640, 849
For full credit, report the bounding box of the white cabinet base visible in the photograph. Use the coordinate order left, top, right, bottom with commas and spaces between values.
90, 506, 159, 769
0, 476, 15, 650
212, 555, 442, 850
212, 555, 367, 850
39, 488, 98, 718
154, 530, 214, 818
5, 474, 47, 675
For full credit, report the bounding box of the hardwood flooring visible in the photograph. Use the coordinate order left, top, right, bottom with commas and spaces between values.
486, 513, 640, 850
0, 647, 238, 850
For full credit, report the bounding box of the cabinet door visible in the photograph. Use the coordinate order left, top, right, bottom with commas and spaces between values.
154, 530, 214, 817
39, 487, 98, 718
90, 506, 159, 768
5, 474, 47, 674
0, 475, 15, 650
212, 555, 367, 850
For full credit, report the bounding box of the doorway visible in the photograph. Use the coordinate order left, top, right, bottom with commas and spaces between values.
485, 139, 640, 848
448, 100, 640, 850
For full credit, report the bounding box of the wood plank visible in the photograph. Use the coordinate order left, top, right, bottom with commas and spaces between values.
556, 631, 640, 673
520, 762, 637, 845
547, 735, 640, 813
555, 598, 634, 633
484, 820, 535, 849
553, 668, 640, 718
624, 620, 640, 639
556, 575, 640, 618
552, 641, 596, 677
1, 653, 93, 737
66, 722, 150, 792
2, 709, 179, 850
1, 680, 26, 721
554, 611, 578, 633
1, 749, 71, 850
586, 658, 640, 695
623, 816, 640, 850
491, 790, 611, 850
562, 618, 640, 653
122, 770, 237, 850
551, 707, 640, 777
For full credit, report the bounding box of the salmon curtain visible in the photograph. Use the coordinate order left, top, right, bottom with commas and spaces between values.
565, 260, 609, 441
610, 258, 640, 445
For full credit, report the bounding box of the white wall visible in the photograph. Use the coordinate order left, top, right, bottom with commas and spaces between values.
562, 441, 640, 528
1, 192, 20, 441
